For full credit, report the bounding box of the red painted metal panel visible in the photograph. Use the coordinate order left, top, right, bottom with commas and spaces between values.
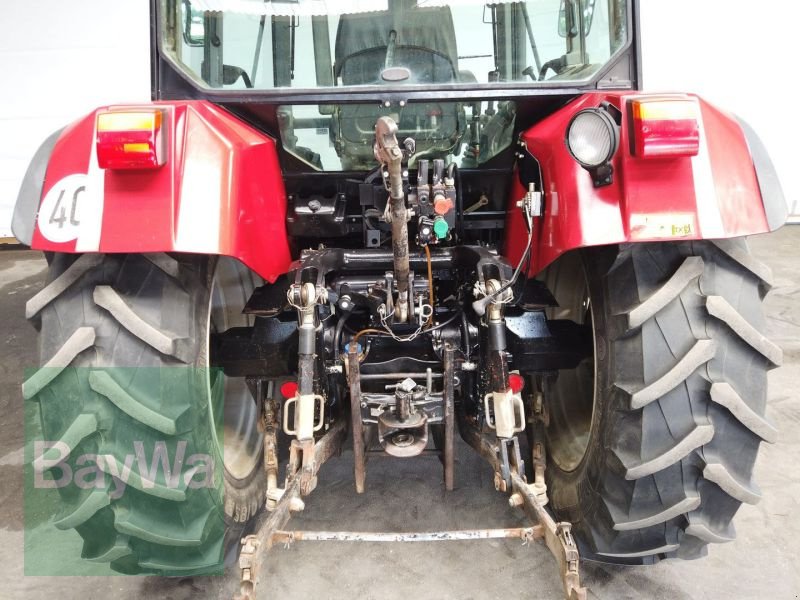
28, 95, 772, 283
701, 102, 769, 236
507, 93, 771, 275
30, 101, 292, 283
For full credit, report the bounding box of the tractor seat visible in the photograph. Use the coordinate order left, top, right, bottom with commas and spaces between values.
332, 1, 465, 169
334, 0, 460, 85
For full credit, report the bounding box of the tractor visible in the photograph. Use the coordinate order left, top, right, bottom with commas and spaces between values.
15, 1, 786, 598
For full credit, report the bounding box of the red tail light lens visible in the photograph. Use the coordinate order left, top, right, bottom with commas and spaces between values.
630, 98, 700, 159
96, 109, 167, 170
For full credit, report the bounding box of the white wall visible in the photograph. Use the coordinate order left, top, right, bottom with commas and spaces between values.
640, 0, 799, 216
0, 1, 796, 237
0, 1, 150, 237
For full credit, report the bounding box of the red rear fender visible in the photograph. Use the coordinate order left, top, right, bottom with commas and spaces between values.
15, 96, 785, 282
25, 101, 291, 282
506, 93, 786, 274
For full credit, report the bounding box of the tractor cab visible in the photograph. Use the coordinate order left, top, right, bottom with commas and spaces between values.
331, 2, 466, 169
157, 0, 635, 170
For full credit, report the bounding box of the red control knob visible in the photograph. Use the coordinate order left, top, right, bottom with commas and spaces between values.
433, 194, 454, 215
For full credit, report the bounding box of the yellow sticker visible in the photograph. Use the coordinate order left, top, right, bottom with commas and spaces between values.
630, 214, 694, 239
671, 223, 693, 236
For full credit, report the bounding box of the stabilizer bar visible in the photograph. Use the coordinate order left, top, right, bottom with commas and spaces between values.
272, 527, 538, 544
236, 420, 346, 600
458, 415, 588, 600
510, 472, 586, 600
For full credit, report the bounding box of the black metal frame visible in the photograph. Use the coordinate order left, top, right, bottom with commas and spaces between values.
234, 361, 589, 600
149, 0, 643, 104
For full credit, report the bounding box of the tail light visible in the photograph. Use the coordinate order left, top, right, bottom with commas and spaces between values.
630, 98, 700, 159
96, 109, 167, 170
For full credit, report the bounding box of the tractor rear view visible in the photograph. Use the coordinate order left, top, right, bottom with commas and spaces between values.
15, 1, 786, 598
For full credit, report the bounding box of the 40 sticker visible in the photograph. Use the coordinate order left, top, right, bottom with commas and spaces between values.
37, 174, 89, 243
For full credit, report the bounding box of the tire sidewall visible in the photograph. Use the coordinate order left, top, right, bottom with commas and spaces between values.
545, 247, 616, 527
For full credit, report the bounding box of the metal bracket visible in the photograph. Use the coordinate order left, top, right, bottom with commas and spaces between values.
239, 410, 587, 600
235, 420, 345, 600
271, 527, 537, 545
484, 389, 526, 439
262, 397, 281, 511
529, 390, 549, 504
496, 436, 524, 493
239, 366, 585, 600
282, 393, 325, 440
240, 525, 541, 600
237, 476, 304, 600
347, 341, 455, 493
510, 472, 587, 600
457, 410, 588, 600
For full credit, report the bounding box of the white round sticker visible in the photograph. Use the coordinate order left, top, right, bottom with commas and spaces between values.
37, 174, 89, 243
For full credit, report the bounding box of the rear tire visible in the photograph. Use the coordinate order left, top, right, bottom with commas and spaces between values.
24, 253, 267, 574
541, 240, 780, 563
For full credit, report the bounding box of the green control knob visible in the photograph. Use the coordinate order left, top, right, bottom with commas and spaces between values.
433, 217, 449, 240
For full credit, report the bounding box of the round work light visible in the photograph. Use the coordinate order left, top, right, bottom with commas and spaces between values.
565, 108, 619, 169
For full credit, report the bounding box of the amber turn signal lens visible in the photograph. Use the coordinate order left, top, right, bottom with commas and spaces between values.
96, 109, 167, 170
630, 98, 700, 159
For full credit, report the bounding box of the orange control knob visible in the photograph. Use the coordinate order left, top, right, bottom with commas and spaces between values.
433, 195, 454, 215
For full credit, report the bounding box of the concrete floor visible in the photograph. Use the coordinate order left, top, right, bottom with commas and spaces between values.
1, 229, 798, 599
